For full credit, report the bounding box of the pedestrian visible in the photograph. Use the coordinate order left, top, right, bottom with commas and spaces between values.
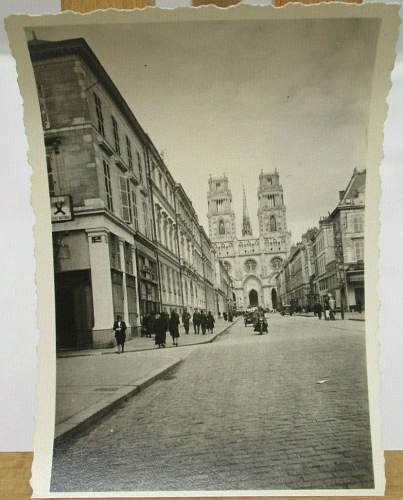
329, 296, 336, 320
207, 311, 215, 334
316, 302, 323, 320
200, 310, 207, 335
193, 309, 200, 334
324, 299, 330, 320
223, 311, 228, 321
182, 309, 191, 334
154, 312, 166, 348
161, 310, 170, 332
113, 315, 127, 354
169, 309, 180, 346
142, 313, 153, 338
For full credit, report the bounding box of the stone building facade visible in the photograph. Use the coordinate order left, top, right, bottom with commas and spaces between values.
207, 171, 291, 311
275, 169, 366, 313
327, 169, 365, 311
30, 37, 233, 349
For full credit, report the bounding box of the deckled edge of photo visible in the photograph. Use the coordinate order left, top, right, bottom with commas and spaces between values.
4, 3, 400, 497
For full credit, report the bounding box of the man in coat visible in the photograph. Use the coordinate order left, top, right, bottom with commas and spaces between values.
193, 309, 200, 334
113, 315, 127, 354
182, 309, 191, 334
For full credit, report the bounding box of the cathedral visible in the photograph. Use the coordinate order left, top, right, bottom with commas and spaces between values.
207, 170, 291, 311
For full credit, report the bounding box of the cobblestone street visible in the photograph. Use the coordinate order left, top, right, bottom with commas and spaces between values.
51, 315, 373, 492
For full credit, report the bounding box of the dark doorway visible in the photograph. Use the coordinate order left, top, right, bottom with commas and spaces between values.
354, 287, 365, 312
249, 289, 258, 307
55, 270, 93, 349
271, 288, 278, 310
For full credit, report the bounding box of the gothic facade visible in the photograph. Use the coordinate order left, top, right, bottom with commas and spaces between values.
207, 171, 291, 310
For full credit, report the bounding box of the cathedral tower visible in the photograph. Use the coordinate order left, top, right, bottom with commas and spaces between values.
257, 169, 290, 249
207, 175, 236, 242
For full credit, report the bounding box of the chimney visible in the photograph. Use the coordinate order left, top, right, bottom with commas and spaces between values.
339, 190, 345, 201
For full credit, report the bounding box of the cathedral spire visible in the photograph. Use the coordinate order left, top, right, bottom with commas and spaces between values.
242, 186, 253, 237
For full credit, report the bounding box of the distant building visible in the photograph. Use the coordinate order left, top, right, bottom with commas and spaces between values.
311, 218, 337, 307
214, 259, 233, 316
207, 171, 291, 311
277, 169, 366, 314
148, 147, 183, 314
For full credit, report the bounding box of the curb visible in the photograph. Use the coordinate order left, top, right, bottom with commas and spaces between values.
54, 358, 183, 444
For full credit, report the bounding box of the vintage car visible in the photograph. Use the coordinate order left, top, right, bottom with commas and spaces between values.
244, 310, 257, 326
280, 305, 293, 316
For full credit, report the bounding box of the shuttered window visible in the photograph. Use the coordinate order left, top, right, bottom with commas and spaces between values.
120, 176, 131, 223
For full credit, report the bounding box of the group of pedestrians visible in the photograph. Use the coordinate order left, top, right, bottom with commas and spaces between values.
113, 308, 218, 353
143, 310, 180, 348
140, 308, 216, 348
192, 309, 215, 335
313, 296, 336, 320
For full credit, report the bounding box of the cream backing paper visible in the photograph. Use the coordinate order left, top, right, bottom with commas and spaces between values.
5, 3, 400, 497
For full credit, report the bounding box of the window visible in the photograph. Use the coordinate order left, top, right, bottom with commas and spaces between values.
37, 84, 50, 129
354, 239, 364, 261
218, 219, 225, 235
111, 116, 120, 154
120, 176, 131, 223
109, 233, 121, 270
143, 201, 149, 238
244, 259, 257, 272
137, 151, 143, 184
270, 215, 277, 232
131, 189, 138, 230
126, 136, 133, 170
103, 160, 113, 211
93, 92, 105, 137
124, 242, 133, 275
353, 214, 364, 233
46, 152, 56, 196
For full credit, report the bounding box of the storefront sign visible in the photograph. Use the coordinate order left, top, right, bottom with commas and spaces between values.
50, 195, 73, 223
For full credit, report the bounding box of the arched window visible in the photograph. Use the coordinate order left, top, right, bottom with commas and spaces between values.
219, 219, 225, 235
244, 259, 257, 273
270, 215, 277, 232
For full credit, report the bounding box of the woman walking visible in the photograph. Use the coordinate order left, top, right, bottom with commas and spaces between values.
207, 311, 215, 334
169, 309, 180, 347
154, 313, 166, 348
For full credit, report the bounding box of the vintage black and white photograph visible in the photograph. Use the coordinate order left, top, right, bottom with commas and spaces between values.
5, 4, 400, 497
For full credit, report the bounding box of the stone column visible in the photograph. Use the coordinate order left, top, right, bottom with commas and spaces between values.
118, 238, 131, 330
86, 229, 114, 347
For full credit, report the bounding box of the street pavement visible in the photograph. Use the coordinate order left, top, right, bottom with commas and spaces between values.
55, 318, 235, 439
51, 315, 373, 493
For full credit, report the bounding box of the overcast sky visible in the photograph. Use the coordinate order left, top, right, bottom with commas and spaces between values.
30, 17, 379, 242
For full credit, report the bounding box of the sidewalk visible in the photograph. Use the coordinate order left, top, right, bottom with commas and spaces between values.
57, 317, 234, 358
55, 318, 238, 441
292, 311, 365, 321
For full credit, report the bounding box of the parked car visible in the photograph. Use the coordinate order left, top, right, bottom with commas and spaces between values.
280, 305, 293, 316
